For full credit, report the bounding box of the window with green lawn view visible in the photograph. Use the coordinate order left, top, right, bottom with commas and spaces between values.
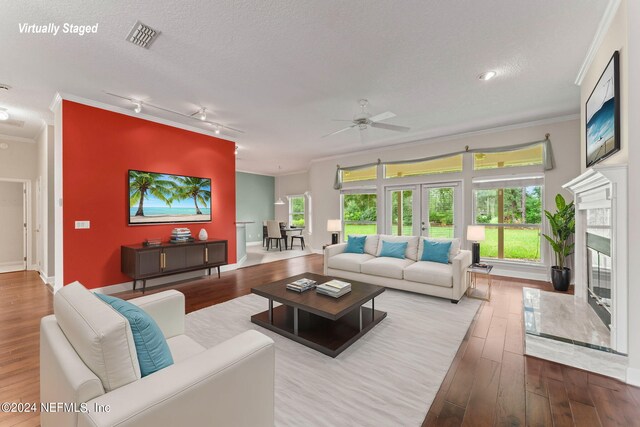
389, 189, 413, 236
473, 183, 542, 262
288, 195, 305, 228
342, 192, 377, 240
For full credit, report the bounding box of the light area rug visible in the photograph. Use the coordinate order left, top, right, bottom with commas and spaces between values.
185, 289, 481, 427
239, 245, 313, 268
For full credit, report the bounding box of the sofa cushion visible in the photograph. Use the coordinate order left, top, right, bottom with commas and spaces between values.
327, 253, 375, 273
96, 294, 174, 377
421, 239, 452, 264
166, 335, 206, 363
418, 237, 460, 263
344, 235, 366, 254
361, 257, 415, 280
54, 282, 140, 392
379, 241, 409, 259
376, 235, 420, 261
348, 234, 379, 256
404, 261, 453, 288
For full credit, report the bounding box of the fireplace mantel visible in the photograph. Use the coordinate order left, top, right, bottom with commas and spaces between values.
563, 164, 628, 354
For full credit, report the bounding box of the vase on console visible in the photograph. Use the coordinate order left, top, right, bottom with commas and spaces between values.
198, 228, 208, 241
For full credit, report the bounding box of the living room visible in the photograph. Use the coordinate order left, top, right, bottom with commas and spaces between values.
1, 0, 640, 426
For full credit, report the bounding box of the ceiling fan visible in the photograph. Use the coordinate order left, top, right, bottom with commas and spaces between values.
323, 99, 410, 140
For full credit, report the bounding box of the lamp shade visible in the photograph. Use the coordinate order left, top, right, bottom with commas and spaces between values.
327, 219, 342, 232
467, 225, 485, 241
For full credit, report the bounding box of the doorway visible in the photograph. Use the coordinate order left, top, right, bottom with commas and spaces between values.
385, 182, 462, 238
0, 180, 27, 273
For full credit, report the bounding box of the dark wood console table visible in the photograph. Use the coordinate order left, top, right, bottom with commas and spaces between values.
121, 239, 228, 293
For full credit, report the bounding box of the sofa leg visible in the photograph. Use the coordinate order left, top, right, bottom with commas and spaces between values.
450, 299, 459, 304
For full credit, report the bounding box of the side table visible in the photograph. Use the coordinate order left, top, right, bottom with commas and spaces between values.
466, 264, 493, 301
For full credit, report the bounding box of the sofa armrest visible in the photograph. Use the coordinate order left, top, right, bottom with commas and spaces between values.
129, 290, 185, 339
78, 330, 275, 427
324, 243, 347, 275
452, 250, 472, 300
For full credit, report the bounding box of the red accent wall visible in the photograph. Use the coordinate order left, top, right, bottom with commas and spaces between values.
62, 100, 236, 289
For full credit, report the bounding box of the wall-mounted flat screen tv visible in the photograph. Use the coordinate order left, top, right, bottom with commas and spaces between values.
128, 170, 212, 225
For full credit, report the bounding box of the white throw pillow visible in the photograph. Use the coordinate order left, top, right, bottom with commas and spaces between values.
54, 281, 141, 392
375, 234, 420, 261
418, 237, 461, 263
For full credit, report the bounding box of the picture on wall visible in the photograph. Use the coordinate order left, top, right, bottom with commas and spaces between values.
585, 50, 620, 167
128, 170, 212, 225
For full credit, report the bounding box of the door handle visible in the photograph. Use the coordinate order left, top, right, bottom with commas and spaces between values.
161, 253, 166, 269
205, 247, 209, 263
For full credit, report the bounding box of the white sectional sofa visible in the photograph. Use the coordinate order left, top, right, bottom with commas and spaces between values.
324, 234, 472, 302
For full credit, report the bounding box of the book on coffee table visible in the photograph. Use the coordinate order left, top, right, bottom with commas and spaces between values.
286, 278, 317, 293
316, 280, 351, 298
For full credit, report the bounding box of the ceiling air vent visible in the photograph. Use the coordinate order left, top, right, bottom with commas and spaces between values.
126, 21, 160, 49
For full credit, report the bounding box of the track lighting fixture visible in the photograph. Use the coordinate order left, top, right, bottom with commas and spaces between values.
199, 107, 207, 121
234, 145, 238, 155
214, 125, 221, 135
0, 109, 9, 121
133, 101, 142, 114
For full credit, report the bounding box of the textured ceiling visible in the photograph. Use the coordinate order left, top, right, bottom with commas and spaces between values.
0, 0, 607, 173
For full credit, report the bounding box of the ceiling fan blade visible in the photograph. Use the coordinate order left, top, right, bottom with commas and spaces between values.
369, 111, 396, 122
370, 122, 410, 132
322, 124, 357, 138
331, 119, 354, 122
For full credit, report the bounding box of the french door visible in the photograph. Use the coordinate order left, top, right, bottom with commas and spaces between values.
385, 183, 461, 238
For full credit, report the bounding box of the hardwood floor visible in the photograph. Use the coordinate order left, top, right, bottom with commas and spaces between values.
1, 256, 638, 426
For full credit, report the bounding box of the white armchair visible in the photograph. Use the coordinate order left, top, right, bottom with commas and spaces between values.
40, 283, 275, 427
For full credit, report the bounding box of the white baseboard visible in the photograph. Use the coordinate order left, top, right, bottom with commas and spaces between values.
627, 367, 640, 386
38, 271, 54, 285
311, 248, 323, 255
93, 262, 243, 295
0, 262, 25, 273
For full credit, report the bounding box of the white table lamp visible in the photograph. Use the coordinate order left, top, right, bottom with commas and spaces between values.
327, 219, 342, 244
467, 225, 485, 265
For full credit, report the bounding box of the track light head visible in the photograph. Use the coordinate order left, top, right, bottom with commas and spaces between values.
234, 145, 238, 155
133, 101, 142, 114
199, 108, 206, 121
0, 109, 9, 121
214, 125, 221, 135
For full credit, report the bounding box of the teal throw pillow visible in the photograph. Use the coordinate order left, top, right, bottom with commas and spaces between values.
421, 239, 452, 264
95, 293, 174, 377
379, 240, 408, 259
345, 235, 367, 254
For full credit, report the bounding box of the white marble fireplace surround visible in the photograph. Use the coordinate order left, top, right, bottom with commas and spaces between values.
563, 164, 628, 354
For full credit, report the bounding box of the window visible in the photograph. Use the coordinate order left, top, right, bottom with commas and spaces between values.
342, 166, 377, 183
388, 189, 414, 236
385, 154, 463, 178
342, 191, 377, 240
473, 177, 543, 262
474, 144, 544, 170
288, 195, 305, 227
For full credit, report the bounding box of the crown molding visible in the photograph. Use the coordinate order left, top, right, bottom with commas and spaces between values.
309, 113, 580, 164
574, 0, 622, 86
50, 92, 236, 143
235, 168, 276, 177
275, 169, 309, 177
49, 92, 63, 112
0, 133, 36, 144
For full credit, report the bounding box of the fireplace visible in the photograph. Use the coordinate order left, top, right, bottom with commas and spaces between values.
563, 165, 628, 354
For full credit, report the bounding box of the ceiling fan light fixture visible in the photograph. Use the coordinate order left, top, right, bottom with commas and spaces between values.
0, 109, 9, 121
478, 70, 497, 81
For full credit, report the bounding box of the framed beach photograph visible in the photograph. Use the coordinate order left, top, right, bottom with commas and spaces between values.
128, 169, 212, 225
585, 50, 620, 167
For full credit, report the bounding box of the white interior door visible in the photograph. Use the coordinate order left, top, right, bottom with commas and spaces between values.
420, 183, 462, 239
0, 181, 27, 273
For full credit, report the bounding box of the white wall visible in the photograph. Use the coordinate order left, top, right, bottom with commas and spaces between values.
0, 136, 38, 267
36, 125, 55, 280
275, 172, 309, 224
0, 181, 25, 265
306, 117, 580, 278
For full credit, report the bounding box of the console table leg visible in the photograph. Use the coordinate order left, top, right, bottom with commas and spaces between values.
217, 266, 221, 278
142, 280, 147, 294
132, 279, 136, 291
294, 307, 299, 335
268, 299, 273, 324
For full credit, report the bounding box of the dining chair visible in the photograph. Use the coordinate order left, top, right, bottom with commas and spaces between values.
266, 220, 284, 251
262, 222, 268, 247
290, 231, 305, 250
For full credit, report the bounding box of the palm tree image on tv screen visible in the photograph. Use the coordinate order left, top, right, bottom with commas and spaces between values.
128, 170, 212, 224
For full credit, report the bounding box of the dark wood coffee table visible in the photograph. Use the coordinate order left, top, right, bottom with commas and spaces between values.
251, 273, 386, 357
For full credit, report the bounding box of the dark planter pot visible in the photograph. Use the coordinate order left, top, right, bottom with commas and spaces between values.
551, 267, 571, 291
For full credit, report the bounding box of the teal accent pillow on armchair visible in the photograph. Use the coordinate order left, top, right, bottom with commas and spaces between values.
95, 293, 174, 377
421, 239, 452, 264
345, 235, 367, 254
379, 241, 408, 259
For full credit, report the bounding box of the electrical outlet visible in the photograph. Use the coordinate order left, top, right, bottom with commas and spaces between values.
75, 221, 90, 229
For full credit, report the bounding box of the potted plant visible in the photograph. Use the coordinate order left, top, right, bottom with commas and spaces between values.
543, 194, 575, 291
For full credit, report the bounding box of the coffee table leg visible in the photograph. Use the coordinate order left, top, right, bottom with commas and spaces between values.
359, 307, 363, 331
294, 307, 299, 335
268, 299, 273, 324
372, 298, 375, 322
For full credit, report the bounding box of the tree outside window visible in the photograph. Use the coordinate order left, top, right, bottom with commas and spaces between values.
342, 193, 377, 239
289, 196, 305, 227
